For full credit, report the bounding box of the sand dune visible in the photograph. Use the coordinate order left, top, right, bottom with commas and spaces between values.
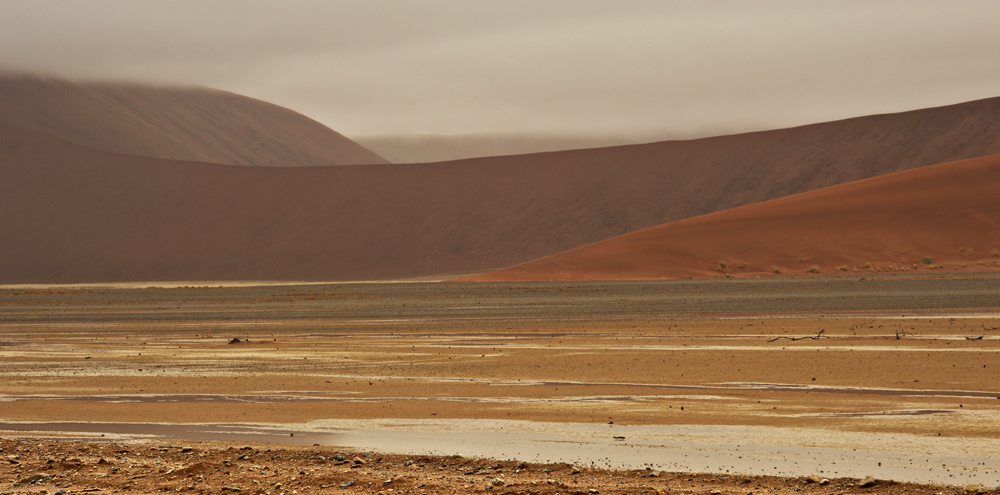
4, 93, 1000, 283
461, 154, 1000, 281
0, 74, 387, 166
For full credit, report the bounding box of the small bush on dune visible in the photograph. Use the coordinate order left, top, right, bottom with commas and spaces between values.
717, 260, 728, 272
804, 266, 820, 273
921, 257, 933, 265
772, 266, 781, 274
836, 266, 848, 272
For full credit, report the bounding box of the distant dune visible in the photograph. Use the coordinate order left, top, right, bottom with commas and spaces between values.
356, 133, 651, 163
461, 154, 1000, 281
0, 75, 387, 166
4, 92, 1000, 283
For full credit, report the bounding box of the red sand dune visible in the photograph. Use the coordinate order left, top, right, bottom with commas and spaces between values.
4, 91, 1000, 283
0, 75, 387, 166
461, 154, 1000, 281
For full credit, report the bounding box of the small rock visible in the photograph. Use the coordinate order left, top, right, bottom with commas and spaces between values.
333, 454, 346, 461
16, 474, 49, 485
589, 489, 600, 494
383, 479, 392, 486
571, 466, 581, 474
340, 480, 355, 488
711, 490, 722, 495
819, 479, 830, 485
963, 484, 987, 494
221, 487, 241, 492
805, 474, 821, 484
649, 471, 660, 478
403, 459, 413, 466
859, 476, 876, 488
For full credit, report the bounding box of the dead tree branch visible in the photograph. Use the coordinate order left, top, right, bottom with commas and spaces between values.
768, 329, 825, 343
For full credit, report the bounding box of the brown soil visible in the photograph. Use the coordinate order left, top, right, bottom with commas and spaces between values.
462, 153, 1000, 281
0, 438, 974, 495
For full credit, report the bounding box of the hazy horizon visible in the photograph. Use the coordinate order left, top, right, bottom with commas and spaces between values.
3, 1, 999, 142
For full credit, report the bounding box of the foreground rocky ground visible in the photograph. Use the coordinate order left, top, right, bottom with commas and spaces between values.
1, 438, 989, 495
2, 278, 999, 491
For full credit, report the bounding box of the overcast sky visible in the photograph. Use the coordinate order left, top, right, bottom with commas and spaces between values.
2, 1, 999, 140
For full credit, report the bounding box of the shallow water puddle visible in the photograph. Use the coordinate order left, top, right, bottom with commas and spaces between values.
1, 420, 996, 486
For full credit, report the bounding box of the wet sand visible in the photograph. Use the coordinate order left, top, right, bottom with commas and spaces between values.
1, 276, 999, 490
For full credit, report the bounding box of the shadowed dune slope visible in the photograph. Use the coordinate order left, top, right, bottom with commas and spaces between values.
461, 154, 1000, 281
3, 95, 1000, 283
0, 75, 387, 166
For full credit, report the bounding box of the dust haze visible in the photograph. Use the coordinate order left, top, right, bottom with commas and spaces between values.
2, 1, 1000, 141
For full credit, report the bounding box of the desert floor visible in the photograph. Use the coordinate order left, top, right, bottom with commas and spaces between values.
1, 275, 999, 493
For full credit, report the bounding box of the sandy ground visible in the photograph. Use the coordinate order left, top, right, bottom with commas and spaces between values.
1, 277, 999, 492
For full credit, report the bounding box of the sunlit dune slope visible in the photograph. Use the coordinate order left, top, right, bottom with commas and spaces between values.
0, 75, 387, 166
460, 154, 1000, 281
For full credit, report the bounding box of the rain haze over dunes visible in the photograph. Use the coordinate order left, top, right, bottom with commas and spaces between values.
2, 1, 1000, 160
